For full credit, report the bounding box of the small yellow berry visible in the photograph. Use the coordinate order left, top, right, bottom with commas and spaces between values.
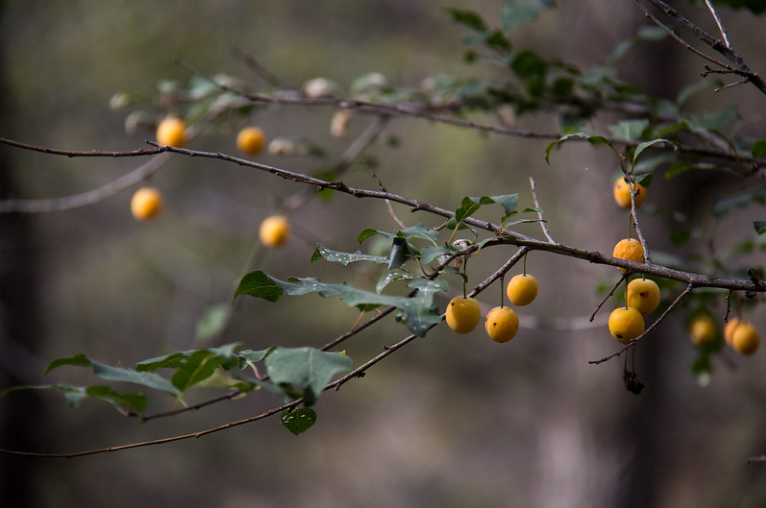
485, 306, 519, 343
612, 238, 644, 273
613, 177, 646, 210
689, 314, 717, 346
729, 320, 760, 355
259, 215, 291, 248
130, 187, 163, 222
445, 296, 482, 334
156, 117, 187, 147
236, 126, 266, 155
626, 278, 660, 315
506, 274, 539, 306
608, 307, 645, 344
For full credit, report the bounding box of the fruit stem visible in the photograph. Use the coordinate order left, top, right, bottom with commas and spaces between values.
500, 274, 505, 308
462, 255, 469, 298
522, 252, 528, 276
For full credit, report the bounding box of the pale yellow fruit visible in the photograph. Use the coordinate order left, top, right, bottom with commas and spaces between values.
485, 306, 519, 343
506, 274, 538, 306
613, 177, 646, 210
626, 278, 660, 315
730, 321, 760, 355
724, 318, 741, 346
689, 314, 717, 346
445, 296, 481, 334
259, 215, 291, 248
130, 187, 163, 221
156, 117, 187, 147
236, 126, 266, 155
612, 238, 644, 272
608, 307, 645, 344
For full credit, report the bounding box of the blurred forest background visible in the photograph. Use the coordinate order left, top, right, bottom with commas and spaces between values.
1, 1, 766, 507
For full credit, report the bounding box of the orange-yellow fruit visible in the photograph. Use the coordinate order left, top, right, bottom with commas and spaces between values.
729, 320, 760, 355
689, 314, 717, 346
724, 318, 741, 346
156, 117, 187, 147
613, 238, 644, 272
506, 274, 539, 306
445, 296, 481, 334
613, 177, 646, 210
608, 307, 645, 344
626, 278, 660, 315
484, 306, 519, 343
259, 215, 291, 248
130, 187, 163, 221
236, 126, 266, 155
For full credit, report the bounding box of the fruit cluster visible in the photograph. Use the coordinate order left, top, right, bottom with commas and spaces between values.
445, 273, 538, 343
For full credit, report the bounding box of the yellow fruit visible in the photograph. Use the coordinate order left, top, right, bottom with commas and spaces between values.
612, 238, 644, 272
626, 278, 660, 315
724, 318, 741, 346
259, 215, 291, 248
236, 126, 266, 155
613, 177, 646, 210
445, 296, 481, 334
506, 274, 538, 306
608, 307, 645, 344
485, 306, 519, 343
156, 117, 187, 147
130, 187, 163, 221
689, 314, 717, 346
730, 320, 760, 355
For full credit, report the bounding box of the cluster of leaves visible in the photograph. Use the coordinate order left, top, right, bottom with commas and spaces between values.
3, 344, 352, 436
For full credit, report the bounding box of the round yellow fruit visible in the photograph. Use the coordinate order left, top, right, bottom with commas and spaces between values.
259, 215, 291, 248
612, 238, 644, 272
236, 126, 266, 155
506, 274, 538, 306
613, 177, 646, 210
689, 314, 717, 346
730, 320, 760, 355
608, 307, 645, 344
485, 306, 519, 343
130, 187, 163, 221
445, 296, 482, 334
626, 278, 660, 315
156, 117, 187, 147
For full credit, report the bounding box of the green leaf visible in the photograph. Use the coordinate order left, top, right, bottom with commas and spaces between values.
490, 194, 519, 217
234, 270, 284, 302
608, 119, 649, 141
501, 0, 555, 34
195, 304, 232, 342
633, 139, 679, 167
238, 348, 274, 364
90, 360, 180, 396
170, 350, 227, 392
85, 385, 148, 413
752, 140, 766, 159
396, 224, 440, 245
376, 271, 416, 293
754, 221, 766, 235
45, 354, 91, 374
446, 8, 487, 31
311, 243, 388, 266
280, 408, 317, 436
635, 173, 653, 188
265, 347, 353, 403
357, 228, 386, 243
510, 50, 548, 94
388, 237, 409, 270
545, 133, 619, 164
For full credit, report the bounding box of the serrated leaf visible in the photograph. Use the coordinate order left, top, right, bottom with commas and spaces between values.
90, 360, 180, 396
501, 0, 554, 34
266, 347, 353, 403
234, 271, 284, 302
446, 8, 487, 31
280, 408, 317, 436
311, 243, 388, 266
195, 304, 232, 342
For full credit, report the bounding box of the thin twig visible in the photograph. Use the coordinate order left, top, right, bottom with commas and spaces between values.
529, 177, 555, 244
590, 273, 629, 322
230, 47, 294, 89
589, 282, 694, 365
703, 0, 730, 48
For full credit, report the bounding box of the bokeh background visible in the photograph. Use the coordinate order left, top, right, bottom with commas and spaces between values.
1, 1, 766, 507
